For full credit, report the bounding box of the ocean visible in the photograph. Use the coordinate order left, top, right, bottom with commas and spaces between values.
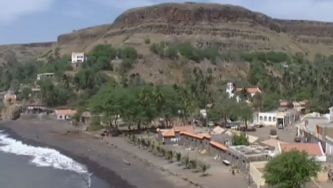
0, 130, 110, 188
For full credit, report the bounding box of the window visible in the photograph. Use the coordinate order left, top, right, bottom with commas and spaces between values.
264, 116, 267, 121
259, 116, 263, 121
273, 117, 276, 121
269, 117, 272, 122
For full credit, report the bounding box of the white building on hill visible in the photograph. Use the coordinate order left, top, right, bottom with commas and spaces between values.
71, 52, 85, 64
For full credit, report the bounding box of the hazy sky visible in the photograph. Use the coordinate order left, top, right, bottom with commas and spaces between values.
1, 0, 333, 45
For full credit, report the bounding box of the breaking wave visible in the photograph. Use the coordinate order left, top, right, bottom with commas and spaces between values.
0, 130, 91, 187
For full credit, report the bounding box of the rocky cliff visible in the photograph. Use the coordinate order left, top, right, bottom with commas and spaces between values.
1, 2, 333, 84
53, 3, 333, 57
3, 3, 333, 64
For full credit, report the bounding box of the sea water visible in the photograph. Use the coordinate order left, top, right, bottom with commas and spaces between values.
0, 130, 110, 188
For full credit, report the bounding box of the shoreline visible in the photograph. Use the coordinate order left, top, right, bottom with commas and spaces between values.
0, 119, 193, 188
0, 123, 134, 188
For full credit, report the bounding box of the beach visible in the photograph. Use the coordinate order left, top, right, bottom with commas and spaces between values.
0, 119, 193, 188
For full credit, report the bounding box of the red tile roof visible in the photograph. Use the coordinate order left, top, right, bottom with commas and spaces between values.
160, 129, 176, 138
280, 142, 324, 157
210, 141, 228, 151
198, 133, 212, 140
55, 109, 77, 116
180, 131, 211, 140
174, 126, 194, 133
236, 87, 262, 94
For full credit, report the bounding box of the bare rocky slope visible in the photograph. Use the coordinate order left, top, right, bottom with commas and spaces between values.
2, 2, 333, 83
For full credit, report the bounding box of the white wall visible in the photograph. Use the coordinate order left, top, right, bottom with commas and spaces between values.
330, 107, 333, 122
326, 137, 333, 155
257, 112, 277, 126
72, 53, 85, 63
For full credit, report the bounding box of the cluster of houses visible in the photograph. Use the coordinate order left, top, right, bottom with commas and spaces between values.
157, 119, 330, 188
297, 107, 333, 156
226, 82, 308, 130
158, 125, 270, 169
0, 52, 89, 121
226, 82, 262, 102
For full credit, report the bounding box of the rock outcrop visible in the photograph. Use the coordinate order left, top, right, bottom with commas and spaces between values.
53, 3, 333, 57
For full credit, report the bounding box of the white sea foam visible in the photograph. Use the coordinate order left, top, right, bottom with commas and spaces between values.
0, 131, 91, 187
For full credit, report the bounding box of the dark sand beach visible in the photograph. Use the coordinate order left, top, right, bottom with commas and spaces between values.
0, 119, 193, 188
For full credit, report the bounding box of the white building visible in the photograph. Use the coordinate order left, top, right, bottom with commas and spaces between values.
226, 82, 236, 98
37, 73, 55, 81
71, 52, 85, 64
256, 109, 299, 128
326, 136, 333, 155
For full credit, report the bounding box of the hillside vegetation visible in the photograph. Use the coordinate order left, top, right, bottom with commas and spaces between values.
1, 2, 333, 123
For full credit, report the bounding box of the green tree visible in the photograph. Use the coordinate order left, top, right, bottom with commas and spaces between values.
74, 69, 107, 91
40, 80, 72, 107
119, 47, 138, 59
232, 133, 249, 146
209, 95, 238, 124
238, 103, 254, 130
264, 151, 321, 188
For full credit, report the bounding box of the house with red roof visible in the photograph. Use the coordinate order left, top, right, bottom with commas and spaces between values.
276, 142, 326, 162
236, 87, 262, 97
55, 109, 77, 120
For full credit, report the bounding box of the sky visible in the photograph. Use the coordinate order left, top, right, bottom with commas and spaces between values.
1, 0, 333, 45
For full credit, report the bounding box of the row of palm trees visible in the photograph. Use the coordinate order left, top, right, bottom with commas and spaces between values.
128, 135, 210, 176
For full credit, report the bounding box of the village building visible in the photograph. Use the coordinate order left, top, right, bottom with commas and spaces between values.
80, 111, 92, 125
157, 129, 176, 144
292, 100, 309, 113
326, 136, 333, 156
71, 52, 85, 68
297, 108, 333, 156
209, 140, 229, 160
54, 109, 77, 120
276, 142, 326, 162
24, 103, 53, 114
225, 82, 262, 100
179, 131, 211, 152
255, 109, 300, 128
226, 82, 236, 98
260, 138, 285, 150
157, 125, 194, 145
236, 87, 262, 98
227, 145, 273, 171
249, 161, 268, 188
3, 91, 17, 106
37, 73, 55, 81
279, 100, 309, 113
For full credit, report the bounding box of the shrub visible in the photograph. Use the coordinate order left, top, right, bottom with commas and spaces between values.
160, 148, 166, 156
199, 162, 210, 176
182, 155, 190, 168
87, 116, 103, 131
146, 140, 151, 147
189, 160, 197, 169
166, 150, 174, 161
176, 152, 182, 162
144, 38, 151, 44
270, 129, 277, 136
119, 47, 138, 60
232, 133, 249, 146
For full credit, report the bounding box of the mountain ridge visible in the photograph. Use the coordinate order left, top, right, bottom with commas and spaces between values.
2, 2, 333, 65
